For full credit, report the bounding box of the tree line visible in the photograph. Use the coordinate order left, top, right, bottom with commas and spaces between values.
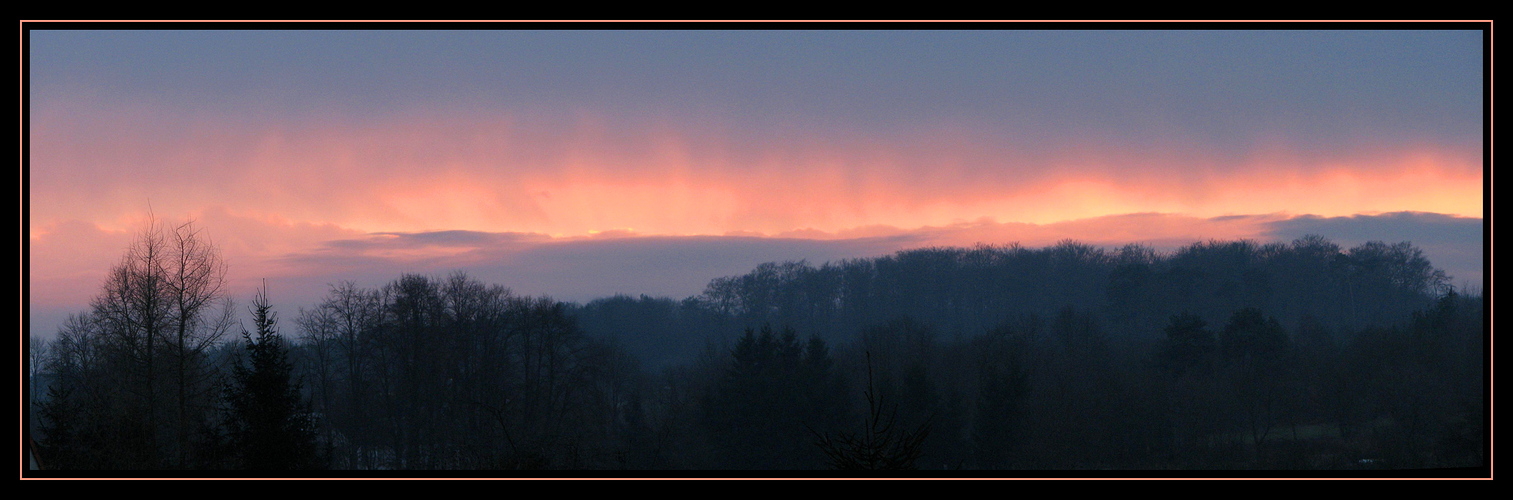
29, 219, 1484, 472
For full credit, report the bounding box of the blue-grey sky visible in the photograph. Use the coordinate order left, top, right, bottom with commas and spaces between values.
30, 30, 1482, 147
27, 27, 1486, 339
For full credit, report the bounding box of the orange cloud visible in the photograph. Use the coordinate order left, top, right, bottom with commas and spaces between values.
28, 100, 1484, 241
27, 99, 1485, 321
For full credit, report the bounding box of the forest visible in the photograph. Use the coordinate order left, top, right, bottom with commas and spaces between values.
26, 219, 1486, 474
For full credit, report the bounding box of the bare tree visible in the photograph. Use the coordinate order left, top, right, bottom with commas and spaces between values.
297, 302, 338, 454
165, 220, 234, 465
316, 280, 381, 467
91, 215, 172, 462
28, 335, 49, 434
85, 214, 233, 467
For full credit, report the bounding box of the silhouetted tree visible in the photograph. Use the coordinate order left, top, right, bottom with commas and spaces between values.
38, 215, 235, 469
705, 324, 844, 469
971, 321, 1031, 469
223, 284, 321, 470
35, 231, 1475, 471
318, 280, 382, 467
90, 216, 173, 466
1218, 307, 1291, 454
1159, 313, 1216, 379
813, 352, 930, 470
164, 220, 236, 467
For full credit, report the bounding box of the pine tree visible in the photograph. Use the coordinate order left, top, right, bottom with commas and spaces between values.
223, 284, 321, 470
812, 351, 930, 471
37, 385, 82, 469
1160, 312, 1217, 379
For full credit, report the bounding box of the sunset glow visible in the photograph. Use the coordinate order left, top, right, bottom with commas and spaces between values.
29, 101, 1483, 238
28, 27, 1489, 475
26, 29, 1486, 339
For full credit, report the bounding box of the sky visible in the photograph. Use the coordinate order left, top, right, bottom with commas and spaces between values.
25, 28, 1487, 339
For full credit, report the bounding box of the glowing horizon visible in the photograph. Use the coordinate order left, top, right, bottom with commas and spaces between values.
26, 95, 1486, 321
28, 101, 1484, 239
26, 29, 1486, 340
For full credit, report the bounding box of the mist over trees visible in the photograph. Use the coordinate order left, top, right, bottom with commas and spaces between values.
660, 238, 1450, 355
29, 225, 1485, 473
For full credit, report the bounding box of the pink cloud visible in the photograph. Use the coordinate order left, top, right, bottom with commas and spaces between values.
26, 96, 1485, 341
29, 97, 1484, 243
28, 209, 1482, 343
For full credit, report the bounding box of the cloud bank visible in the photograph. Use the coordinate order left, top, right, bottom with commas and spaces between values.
29, 210, 1484, 340
26, 30, 1485, 340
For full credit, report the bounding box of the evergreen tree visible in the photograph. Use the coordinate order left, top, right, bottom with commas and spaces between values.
813, 351, 930, 470
37, 385, 82, 469
972, 323, 1031, 469
705, 324, 845, 469
223, 284, 321, 470
1159, 312, 1216, 379
1219, 307, 1292, 453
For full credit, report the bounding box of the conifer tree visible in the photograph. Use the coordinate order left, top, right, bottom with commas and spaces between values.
223, 283, 321, 470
